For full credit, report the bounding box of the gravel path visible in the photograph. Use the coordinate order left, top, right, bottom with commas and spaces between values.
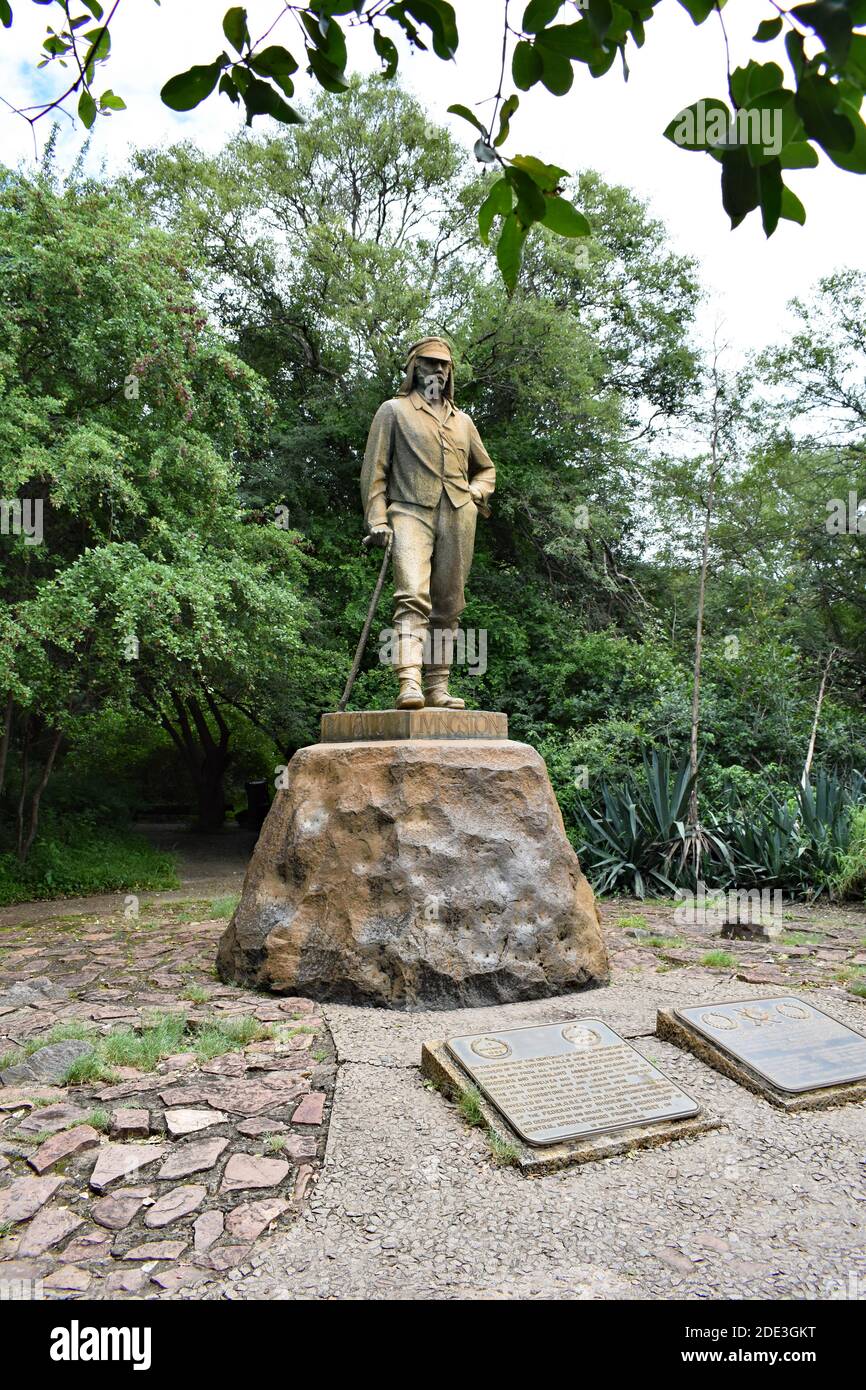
227, 967, 866, 1302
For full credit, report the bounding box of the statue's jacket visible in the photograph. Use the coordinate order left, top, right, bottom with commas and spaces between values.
361, 389, 496, 531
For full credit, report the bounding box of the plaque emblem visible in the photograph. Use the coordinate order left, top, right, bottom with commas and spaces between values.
561, 1023, 602, 1048
700, 1012, 738, 1031
470, 1036, 511, 1059
776, 1002, 809, 1020
737, 1006, 773, 1026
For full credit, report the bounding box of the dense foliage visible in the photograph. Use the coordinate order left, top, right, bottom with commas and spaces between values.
1, 78, 864, 902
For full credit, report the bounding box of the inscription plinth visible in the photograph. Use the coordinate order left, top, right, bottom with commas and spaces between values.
422, 1019, 717, 1174
321, 709, 507, 743
658, 996, 866, 1111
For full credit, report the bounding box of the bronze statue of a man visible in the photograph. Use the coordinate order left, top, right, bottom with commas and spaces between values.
360, 336, 497, 710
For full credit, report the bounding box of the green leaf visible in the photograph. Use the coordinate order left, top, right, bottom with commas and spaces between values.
541, 195, 590, 236
522, 0, 562, 33
664, 99, 731, 152
512, 39, 543, 89
506, 165, 548, 225
373, 28, 399, 77
83, 25, 110, 61
744, 90, 802, 167
78, 88, 97, 129
780, 184, 807, 223
80, 0, 104, 16
539, 44, 574, 95
824, 99, 866, 172
538, 22, 601, 62
161, 58, 228, 112
495, 212, 528, 294
448, 103, 486, 136
754, 16, 782, 42
478, 175, 512, 241
785, 29, 806, 80
676, 0, 718, 23
222, 6, 249, 55
509, 153, 568, 190
302, 9, 348, 68
720, 148, 760, 228
778, 139, 819, 168
757, 159, 783, 235
795, 73, 854, 154
248, 45, 298, 95
98, 88, 126, 111
845, 33, 866, 86
791, 1, 853, 67
403, 1, 459, 60
241, 76, 302, 127
587, 0, 614, 43
307, 47, 349, 92
0, 2, 12, 30
731, 61, 784, 106
494, 94, 519, 147
219, 73, 240, 104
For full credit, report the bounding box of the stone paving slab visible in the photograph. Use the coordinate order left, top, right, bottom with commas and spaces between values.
0, 898, 334, 1300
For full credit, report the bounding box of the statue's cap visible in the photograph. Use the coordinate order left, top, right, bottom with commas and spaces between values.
404, 335, 453, 364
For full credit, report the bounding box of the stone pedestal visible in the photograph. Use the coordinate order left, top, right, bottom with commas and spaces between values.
217, 713, 608, 1008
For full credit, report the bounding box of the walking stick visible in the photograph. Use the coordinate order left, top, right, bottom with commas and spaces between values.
337, 532, 394, 712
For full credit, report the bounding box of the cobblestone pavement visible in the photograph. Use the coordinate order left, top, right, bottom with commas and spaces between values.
0, 893, 334, 1299
1, 895, 865, 1300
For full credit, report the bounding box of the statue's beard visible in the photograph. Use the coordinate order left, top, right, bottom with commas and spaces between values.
397, 354, 454, 401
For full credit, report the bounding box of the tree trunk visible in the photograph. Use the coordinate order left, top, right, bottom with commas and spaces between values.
19, 727, 63, 862
0, 693, 12, 803
801, 648, 837, 788
16, 715, 32, 858
157, 688, 232, 831
196, 746, 230, 831
688, 465, 720, 828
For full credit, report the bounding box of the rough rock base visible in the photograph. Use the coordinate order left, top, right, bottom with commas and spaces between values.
217, 736, 608, 1008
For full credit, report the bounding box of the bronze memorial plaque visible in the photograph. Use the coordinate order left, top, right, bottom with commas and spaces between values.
674, 996, 866, 1094
446, 1019, 699, 1146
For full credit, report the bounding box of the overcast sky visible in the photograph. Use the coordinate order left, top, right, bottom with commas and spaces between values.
1, 0, 864, 360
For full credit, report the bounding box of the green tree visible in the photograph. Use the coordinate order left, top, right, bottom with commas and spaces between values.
0, 160, 316, 846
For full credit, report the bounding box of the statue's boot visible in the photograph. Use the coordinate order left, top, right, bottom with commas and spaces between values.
394, 623, 425, 710
423, 620, 464, 708
423, 665, 465, 709
396, 671, 425, 710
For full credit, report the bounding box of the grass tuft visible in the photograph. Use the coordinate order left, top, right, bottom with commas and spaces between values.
457, 1087, 485, 1128
701, 950, 736, 968
486, 1129, 519, 1166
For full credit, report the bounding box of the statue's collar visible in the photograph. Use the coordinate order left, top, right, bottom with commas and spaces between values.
409, 389, 455, 420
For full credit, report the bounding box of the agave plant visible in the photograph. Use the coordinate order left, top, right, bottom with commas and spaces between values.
574, 750, 731, 897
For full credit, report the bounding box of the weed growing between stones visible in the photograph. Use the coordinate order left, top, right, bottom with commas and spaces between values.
457, 1087, 485, 1128
648, 936, 688, 949
486, 1129, 519, 1166
701, 950, 736, 968
86, 1108, 111, 1131
181, 984, 209, 1003
616, 914, 649, 930
208, 895, 239, 919
2, 1012, 287, 1087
